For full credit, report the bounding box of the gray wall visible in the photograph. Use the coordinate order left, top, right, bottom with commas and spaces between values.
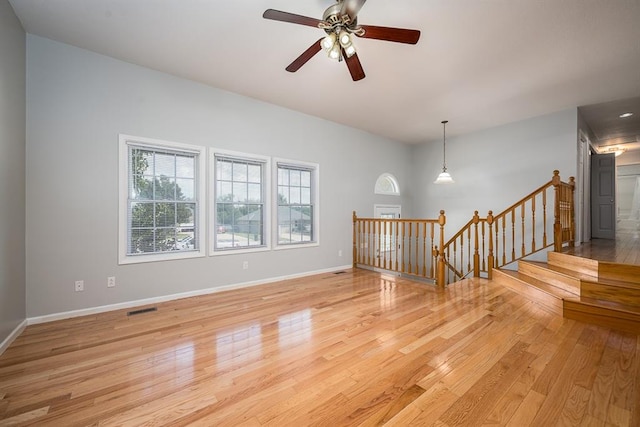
0, 0, 26, 342
26, 35, 414, 317
411, 109, 578, 234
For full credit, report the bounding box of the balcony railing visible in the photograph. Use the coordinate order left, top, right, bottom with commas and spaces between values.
353, 170, 575, 287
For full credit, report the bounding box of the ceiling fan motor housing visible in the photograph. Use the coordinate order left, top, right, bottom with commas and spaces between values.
322, 4, 358, 34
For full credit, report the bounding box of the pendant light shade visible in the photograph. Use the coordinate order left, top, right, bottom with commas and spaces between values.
434, 120, 454, 184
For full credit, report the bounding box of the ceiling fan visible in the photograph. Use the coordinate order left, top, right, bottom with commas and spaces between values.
263, 0, 421, 81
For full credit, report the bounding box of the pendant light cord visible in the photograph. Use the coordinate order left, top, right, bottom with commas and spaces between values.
442, 120, 448, 171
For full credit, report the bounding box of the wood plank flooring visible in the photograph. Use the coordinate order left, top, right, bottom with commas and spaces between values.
1, 269, 639, 426
565, 229, 640, 266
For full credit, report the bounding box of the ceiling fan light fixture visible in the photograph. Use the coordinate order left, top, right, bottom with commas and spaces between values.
321, 33, 336, 51
338, 30, 352, 47
344, 44, 356, 58
328, 43, 341, 60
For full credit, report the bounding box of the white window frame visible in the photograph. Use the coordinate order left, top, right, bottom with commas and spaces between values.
273, 158, 320, 250
118, 134, 206, 265
210, 149, 271, 256
374, 173, 401, 195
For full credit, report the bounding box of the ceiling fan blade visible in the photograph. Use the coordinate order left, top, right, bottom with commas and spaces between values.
286, 39, 323, 72
340, 0, 367, 20
358, 25, 421, 44
343, 49, 366, 81
263, 9, 323, 28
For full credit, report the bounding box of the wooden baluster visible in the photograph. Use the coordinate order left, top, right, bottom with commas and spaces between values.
569, 177, 575, 247
363, 220, 367, 266
415, 222, 420, 276
380, 221, 389, 270
487, 211, 494, 279
437, 210, 446, 288
481, 220, 486, 272
360, 220, 364, 265
377, 220, 382, 268
521, 203, 526, 258
394, 221, 399, 272
543, 188, 548, 247
401, 222, 406, 273
501, 216, 506, 265
511, 208, 516, 262
352, 212, 358, 268
473, 211, 480, 277
552, 170, 562, 251
531, 197, 536, 252
422, 221, 427, 277
453, 239, 458, 280
466, 228, 471, 275
407, 222, 413, 274
430, 223, 435, 279
367, 220, 375, 267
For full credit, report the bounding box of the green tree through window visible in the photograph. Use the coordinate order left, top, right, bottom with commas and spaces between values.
128, 147, 197, 254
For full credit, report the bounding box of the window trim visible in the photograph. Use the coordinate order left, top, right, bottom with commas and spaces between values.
209, 149, 271, 256
374, 173, 401, 195
118, 134, 207, 265
273, 157, 320, 250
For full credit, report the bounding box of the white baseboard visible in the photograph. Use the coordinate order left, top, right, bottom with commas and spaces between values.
28, 265, 353, 325
0, 319, 28, 356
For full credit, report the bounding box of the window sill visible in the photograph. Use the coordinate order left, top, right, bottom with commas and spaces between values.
273, 242, 319, 251
209, 246, 270, 256
119, 250, 205, 265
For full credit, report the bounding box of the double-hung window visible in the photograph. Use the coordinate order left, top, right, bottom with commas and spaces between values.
276, 160, 319, 247
119, 135, 206, 264
212, 151, 270, 253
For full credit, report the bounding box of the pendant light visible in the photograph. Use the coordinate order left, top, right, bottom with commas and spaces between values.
434, 120, 454, 184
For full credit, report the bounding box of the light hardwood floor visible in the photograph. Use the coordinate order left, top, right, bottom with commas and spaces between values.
565, 229, 640, 266
1, 268, 638, 426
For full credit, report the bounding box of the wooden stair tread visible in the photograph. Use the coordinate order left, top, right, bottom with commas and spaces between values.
497, 270, 578, 299
521, 260, 596, 282
569, 295, 640, 316
548, 251, 598, 276
524, 260, 640, 289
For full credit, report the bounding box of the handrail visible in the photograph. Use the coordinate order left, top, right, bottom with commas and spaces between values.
440, 170, 574, 284
352, 170, 575, 288
352, 211, 446, 286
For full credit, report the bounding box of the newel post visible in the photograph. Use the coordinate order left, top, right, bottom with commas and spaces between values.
486, 210, 494, 280
436, 210, 446, 289
552, 170, 562, 252
352, 211, 358, 269
472, 211, 480, 278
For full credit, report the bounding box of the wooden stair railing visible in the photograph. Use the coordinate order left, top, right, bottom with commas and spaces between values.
441, 170, 575, 284
352, 211, 446, 285
352, 170, 575, 288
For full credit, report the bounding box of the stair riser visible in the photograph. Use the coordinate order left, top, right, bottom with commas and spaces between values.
563, 300, 640, 334
548, 252, 598, 276
518, 262, 580, 295
492, 270, 563, 316
581, 281, 640, 307
599, 262, 640, 285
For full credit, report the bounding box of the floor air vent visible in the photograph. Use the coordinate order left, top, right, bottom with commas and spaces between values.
127, 307, 157, 316
334, 271, 346, 275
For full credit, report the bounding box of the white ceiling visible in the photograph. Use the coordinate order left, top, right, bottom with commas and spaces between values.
8, 0, 640, 144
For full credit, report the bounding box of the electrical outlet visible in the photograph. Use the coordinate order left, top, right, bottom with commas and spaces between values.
242, 261, 249, 270
75, 280, 84, 292
338, 250, 343, 257
107, 276, 116, 288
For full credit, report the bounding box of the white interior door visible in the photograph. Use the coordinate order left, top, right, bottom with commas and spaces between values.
374, 205, 401, 270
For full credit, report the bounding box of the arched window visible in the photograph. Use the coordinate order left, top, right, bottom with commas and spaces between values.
374, 173, 400, 195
